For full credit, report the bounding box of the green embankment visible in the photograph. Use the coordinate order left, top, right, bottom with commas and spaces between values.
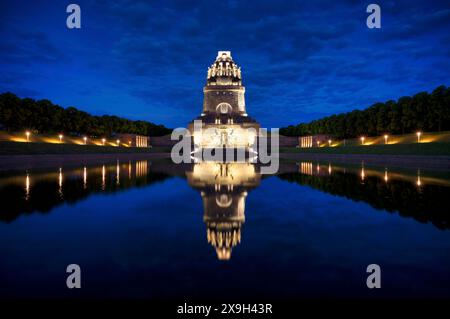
281, 142, 450, 156
0, 141, 170, 155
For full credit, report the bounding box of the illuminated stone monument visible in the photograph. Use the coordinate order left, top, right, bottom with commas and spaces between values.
189, 51, 260, 149
186, 162, 260, 260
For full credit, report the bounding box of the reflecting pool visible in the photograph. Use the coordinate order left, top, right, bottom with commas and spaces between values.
0, 159, 449, 299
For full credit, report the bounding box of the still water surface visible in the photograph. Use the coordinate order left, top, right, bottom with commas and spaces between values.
0, 159, 449, 299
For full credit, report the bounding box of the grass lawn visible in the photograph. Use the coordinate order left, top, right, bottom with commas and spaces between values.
0, 141, 171, 155
280, 142, 450, 156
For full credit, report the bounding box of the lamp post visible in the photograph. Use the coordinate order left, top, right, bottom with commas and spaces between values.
59, 134, 63, 143
83, 136, 87, 145
116, 139, 120, 146
328, 139, 332, 147
25, 131, 30, 142
102, 138, 106, 146
360, 136, 365, 145
317, 141, 320, 147
384, 134, 388, 144
416, 131, 422, 143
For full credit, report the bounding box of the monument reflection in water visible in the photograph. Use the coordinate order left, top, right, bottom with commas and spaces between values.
186, 162, 260, 260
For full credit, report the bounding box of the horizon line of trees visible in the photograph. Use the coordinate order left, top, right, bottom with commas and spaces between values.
280, 85, 450, 139
0, 92, 172, 137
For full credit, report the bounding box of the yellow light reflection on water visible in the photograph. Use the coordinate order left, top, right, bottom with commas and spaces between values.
58, 167, 63, 197
128, 161, 132, 179
417, 169, 422, 186
83, 166, 87, 189
25, 173, 30, 201
116, 160, 120, 185
102, 165, 106, 190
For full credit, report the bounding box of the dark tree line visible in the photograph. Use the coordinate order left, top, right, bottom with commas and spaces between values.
0, 165, 170, 222
280, 85, 450, 138
279, 172, 450, 230
0, 92, 172, 137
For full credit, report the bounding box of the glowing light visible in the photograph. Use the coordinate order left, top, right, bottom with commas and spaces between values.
102, 138, 106, 146
417, 169, 422, 186
59, 134, 63, 142
328, 163, 332, 175
317, 141, 320, 147
384, 169, 388, 182
328, 139, 332, 147
58, 168, 63, 197
83, 166, 87, 189
116, 139, 120, 146
116, 160, 120, 185
360, 136, 365, 145
25, 131, 30, 142
361, 166, 365, 181
83, 136, 88, 145
417, 131, 422, 143
25, 173, 30, 200
102, 165, 106, 190
316, 163, 320, 173
300, 162, 313, 175
384, 135, 388, 144
128, 161, 132, 179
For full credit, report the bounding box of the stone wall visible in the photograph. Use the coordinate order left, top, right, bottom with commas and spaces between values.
203, 87, 245, 114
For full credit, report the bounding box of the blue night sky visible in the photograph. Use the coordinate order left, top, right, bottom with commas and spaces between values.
0, 0, 449, 128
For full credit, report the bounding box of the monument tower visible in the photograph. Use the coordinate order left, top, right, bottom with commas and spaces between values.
189, 51, 259, 149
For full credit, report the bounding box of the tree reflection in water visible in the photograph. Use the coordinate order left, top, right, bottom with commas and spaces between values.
0, 160, 449, 236
279, 163, 450, 230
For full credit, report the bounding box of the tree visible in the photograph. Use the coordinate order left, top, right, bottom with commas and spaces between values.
281, 85, 449, 138
0, 92, 172, 137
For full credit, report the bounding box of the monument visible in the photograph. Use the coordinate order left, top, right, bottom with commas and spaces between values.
189, 51, 260, 150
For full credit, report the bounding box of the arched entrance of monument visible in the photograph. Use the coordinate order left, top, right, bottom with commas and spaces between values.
216, 102, 232, 114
